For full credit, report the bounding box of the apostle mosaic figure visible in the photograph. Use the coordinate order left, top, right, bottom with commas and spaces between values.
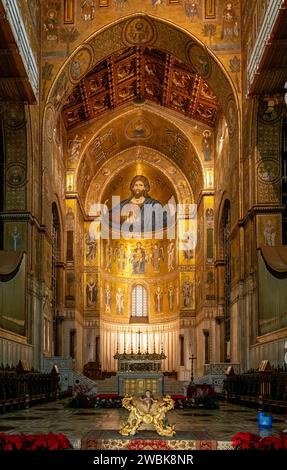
104, 284, 112, 313
86, 279, 98, 307
221, 2, 239, 40
10, 226, 21, 251
154, 286, 163, 313
66, 207, 75, 231
105, 241, 112, 272
168, 284, 174, 311
68, 135, 85, 162
184, 0, 199, 19
182, 280, 192, 308
114, 243, 127, 271
182, 232, 194, 260
80, 0, 95, 21
264, 220, 276, 246
150, 243, 164, 272
85, 232, 97, 261
116, 287, 124, 314
202, 130, 212, 161
206, 208, 214, 227
44, 9, 59, 41
167, 242, 175, 272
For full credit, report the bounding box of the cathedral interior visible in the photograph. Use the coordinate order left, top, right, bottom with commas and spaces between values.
1, 0, 287, 442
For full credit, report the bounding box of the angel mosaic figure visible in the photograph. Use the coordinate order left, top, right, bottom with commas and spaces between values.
150, 243, 164, 272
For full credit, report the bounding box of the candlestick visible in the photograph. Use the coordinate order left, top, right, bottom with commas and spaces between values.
123, 331, 126, 354
153, 332, 156, 353
189, 353, 197, 384
131, 331, 133, 354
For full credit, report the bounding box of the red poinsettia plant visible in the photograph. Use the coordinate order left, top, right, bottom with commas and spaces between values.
0, 432, 72, 450
231, 432, 287, 450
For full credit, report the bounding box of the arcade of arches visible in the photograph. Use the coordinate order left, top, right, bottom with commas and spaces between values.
1, 1, 287, 390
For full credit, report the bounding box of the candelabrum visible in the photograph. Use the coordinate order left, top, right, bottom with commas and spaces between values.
114, 330, 166, 361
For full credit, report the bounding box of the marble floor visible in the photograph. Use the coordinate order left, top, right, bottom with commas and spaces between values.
0, 400, 286, 449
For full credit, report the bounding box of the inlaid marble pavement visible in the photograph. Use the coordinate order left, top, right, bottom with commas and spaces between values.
0, 401, 285, 450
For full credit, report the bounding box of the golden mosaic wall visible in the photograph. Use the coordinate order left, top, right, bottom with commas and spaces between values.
81, 152, 195, 321
36, 2, 242, 367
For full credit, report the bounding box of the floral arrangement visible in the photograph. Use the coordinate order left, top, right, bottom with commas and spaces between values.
68, 389, 218, 409
231, 432, 287, 450
173, 397, 218, 409
67, 390, 122, 408
0, 432, 72, 450
182, 384, 218, 409
93, 396, 122, 408
186, 384, 216, 399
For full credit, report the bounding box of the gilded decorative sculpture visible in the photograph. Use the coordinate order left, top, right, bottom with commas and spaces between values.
119, 391, 176, 437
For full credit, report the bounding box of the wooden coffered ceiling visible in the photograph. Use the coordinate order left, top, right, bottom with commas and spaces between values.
62, 46, 219, 130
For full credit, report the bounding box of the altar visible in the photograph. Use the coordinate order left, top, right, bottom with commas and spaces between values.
114, 339, 166, 396
118, 372, 164, 396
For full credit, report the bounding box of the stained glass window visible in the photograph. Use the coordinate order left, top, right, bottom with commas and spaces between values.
132, 285, 148, 317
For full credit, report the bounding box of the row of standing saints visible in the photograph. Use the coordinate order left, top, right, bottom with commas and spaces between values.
46, 2, 239, 43
83, 174, 194, 315
85, 236, 194, 273
86, 278, 193, 313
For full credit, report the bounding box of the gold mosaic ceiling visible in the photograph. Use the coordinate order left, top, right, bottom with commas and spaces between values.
62, 46, 219, 130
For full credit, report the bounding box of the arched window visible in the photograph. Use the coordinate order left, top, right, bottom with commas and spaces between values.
131, 285, 148, 318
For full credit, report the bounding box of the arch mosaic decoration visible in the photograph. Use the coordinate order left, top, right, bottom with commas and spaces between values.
44, 14, 239, 136
85, 146, 194, 214
71, 106, 204, 207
